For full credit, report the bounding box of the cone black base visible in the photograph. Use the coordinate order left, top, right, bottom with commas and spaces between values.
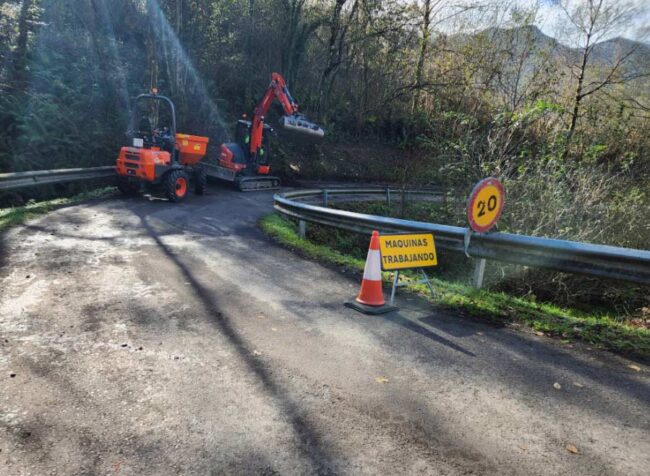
344, 300, 398, 315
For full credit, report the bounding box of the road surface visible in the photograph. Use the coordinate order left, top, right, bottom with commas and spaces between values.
1, 186, 648, 475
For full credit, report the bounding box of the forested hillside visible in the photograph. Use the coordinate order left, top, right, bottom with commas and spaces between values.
0, 0, 649, 307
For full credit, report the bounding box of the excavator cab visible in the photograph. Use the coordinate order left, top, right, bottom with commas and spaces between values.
217, 119, 275, 184
233, 119, 273, 169
234, 119, 250, 146
115, 92, 209, 202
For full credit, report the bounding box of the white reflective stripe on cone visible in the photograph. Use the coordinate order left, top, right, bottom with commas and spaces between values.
363, 249, 382, 281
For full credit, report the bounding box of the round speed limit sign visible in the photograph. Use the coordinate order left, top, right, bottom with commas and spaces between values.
467, 178, 505, 233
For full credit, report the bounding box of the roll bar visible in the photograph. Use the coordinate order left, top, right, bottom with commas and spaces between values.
129, 93, 177, 145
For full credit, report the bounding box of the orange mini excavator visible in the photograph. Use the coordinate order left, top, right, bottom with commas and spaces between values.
215, 72, 324, 191
115, 91, 209, 202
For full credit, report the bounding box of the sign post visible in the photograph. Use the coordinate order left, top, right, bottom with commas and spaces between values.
378, 233, 438, 305
466, 177, 505, 288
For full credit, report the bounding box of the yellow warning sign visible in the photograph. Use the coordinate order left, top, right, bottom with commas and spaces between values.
378, 233, 437, 271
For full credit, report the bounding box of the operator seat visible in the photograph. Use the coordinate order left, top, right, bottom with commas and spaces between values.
138, 117, 153, 141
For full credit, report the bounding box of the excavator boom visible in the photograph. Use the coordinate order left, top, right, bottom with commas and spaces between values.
249, 72, 322, 158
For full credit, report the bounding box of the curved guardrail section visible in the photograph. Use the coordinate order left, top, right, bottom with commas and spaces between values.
274, 188, 650, 285
0, 166, 116, 191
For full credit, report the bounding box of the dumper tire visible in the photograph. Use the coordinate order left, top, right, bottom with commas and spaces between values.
194, 165, 207, 195
164, 169, 189, 203
117, 177, 139, 196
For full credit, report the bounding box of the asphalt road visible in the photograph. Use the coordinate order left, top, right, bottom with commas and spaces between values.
0, 186, 648, 476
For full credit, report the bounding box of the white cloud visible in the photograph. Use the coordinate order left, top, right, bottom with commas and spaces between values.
534, 0, 649, 44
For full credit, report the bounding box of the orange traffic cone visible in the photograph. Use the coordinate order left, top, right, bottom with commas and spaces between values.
345, 230, 398, 315
357, 230, 384, 305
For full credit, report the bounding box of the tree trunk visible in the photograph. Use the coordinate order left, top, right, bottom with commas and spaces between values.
318, 0, 347, 116
282, 0, 303, 85
145, 12, 159, 91
244, 0, 255, 109
412, 0, 432, 113
10, 0, 34, 91
175, 0, 183, 91
563, 30, 592, 160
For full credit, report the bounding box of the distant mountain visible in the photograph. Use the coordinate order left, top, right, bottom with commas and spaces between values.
448, 25, 564, 53
448, 25, 649, 74
590, 37, 650, 67
480, 25, 560, 50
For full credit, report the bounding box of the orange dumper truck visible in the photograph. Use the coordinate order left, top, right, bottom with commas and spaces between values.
115, 91, 209, 202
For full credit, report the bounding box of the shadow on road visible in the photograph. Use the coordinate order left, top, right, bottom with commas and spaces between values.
417, 313, 501, 337
382, 312, 476, 357
163, 207, 650, 425
131, 207, 340, 475
410, 305, 650, 421
12, 356, 190, 475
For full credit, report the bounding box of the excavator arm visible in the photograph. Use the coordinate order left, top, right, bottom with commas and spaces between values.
258, 72, 299, 117
249, 72, 314, 158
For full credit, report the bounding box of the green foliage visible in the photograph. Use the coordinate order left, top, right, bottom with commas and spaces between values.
259, 212, 365, 270
510, 99, 564, 124
0, 186, 115, 231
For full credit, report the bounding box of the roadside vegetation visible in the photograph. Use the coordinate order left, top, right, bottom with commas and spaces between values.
312, 200, 650, 316
261, 213, 650, 361
0, 187, 115, 232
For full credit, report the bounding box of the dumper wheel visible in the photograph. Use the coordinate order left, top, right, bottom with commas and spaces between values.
194, 165, 207, 195
164, 169, 189, 202
117, 177, 139, 196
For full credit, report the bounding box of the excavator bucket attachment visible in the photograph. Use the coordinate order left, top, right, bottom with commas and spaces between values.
278, 114, 325, 141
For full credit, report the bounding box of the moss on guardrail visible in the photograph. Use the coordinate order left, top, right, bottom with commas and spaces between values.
260, 212, 650, 361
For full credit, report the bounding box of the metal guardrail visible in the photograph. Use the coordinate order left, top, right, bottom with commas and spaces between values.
2, 167, 647, 284
274, 188, 650, 285
0, 163, 226, 191
0, 166, 116, 191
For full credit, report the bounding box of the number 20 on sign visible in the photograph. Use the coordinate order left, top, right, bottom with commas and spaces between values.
467, 177, 505, 233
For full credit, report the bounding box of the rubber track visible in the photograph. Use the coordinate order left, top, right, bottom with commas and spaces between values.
236, 176, 281, 192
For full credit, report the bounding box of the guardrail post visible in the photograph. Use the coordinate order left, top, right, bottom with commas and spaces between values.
473, 258, 486, 289
323, 190, 329, 208
386, 188, 391, 209
298, 220, 307, 240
